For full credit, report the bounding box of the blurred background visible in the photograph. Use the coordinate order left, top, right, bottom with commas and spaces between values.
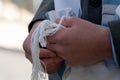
0, 0, 41, 80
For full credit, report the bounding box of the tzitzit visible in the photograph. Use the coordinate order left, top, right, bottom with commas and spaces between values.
30, 17, 65, 80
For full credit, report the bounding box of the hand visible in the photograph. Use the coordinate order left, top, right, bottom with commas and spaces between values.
23, 21, 63, 74
46, 17, 113, 66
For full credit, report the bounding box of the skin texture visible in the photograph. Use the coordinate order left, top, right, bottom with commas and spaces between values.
46, 17, 113, 66
23, 17, 113, 74
23, 21, 63, 74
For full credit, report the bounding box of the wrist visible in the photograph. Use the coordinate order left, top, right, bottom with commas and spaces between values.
98, 27, 113, 60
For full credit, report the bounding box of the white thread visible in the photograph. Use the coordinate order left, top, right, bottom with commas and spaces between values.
31, 17, 65, 80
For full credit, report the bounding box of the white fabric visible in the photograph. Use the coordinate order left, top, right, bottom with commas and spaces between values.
54, 0, 81, 16
63, 62, 120, 80
46, 8, 73, 22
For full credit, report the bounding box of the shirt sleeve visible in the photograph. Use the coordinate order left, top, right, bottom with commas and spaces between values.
28, 0, 54, 32
108, 20, 120, 67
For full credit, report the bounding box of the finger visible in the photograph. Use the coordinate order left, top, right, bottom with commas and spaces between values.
54, 18, 60, 24
46, 43, 63, 54
46, 25, 66, 44
46, 35, 57, 44
40, 49, 57, 59
42, 57, 63, 65
25, 52, 32, 63
55, 17, 74, 27
41, 57, 63, 74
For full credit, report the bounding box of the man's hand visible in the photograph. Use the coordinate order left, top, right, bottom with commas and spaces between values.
46, 17, 113, 66
23, 21, 63, 74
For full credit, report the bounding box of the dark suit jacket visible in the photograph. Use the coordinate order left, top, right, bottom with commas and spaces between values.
29, 0, 120, 66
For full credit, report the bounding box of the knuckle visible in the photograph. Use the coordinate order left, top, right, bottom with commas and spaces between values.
23, 38, 26, 49
25, 52, 29, 59
23, 36, 31, 53
25, 53, 32, 63
23, 36, 32, 62
23, 38, 28, 51
55, 31, 66, 43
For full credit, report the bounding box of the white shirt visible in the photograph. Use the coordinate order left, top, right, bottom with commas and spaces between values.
54, 0, 81, 16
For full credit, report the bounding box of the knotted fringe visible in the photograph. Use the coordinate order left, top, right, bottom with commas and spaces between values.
30, 18, 65, 80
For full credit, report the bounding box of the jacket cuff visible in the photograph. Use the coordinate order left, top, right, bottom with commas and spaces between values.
108, 20, 120, 66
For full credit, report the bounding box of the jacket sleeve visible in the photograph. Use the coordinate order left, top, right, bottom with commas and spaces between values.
28, 0, 54, 32
109, 20, 120, 66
